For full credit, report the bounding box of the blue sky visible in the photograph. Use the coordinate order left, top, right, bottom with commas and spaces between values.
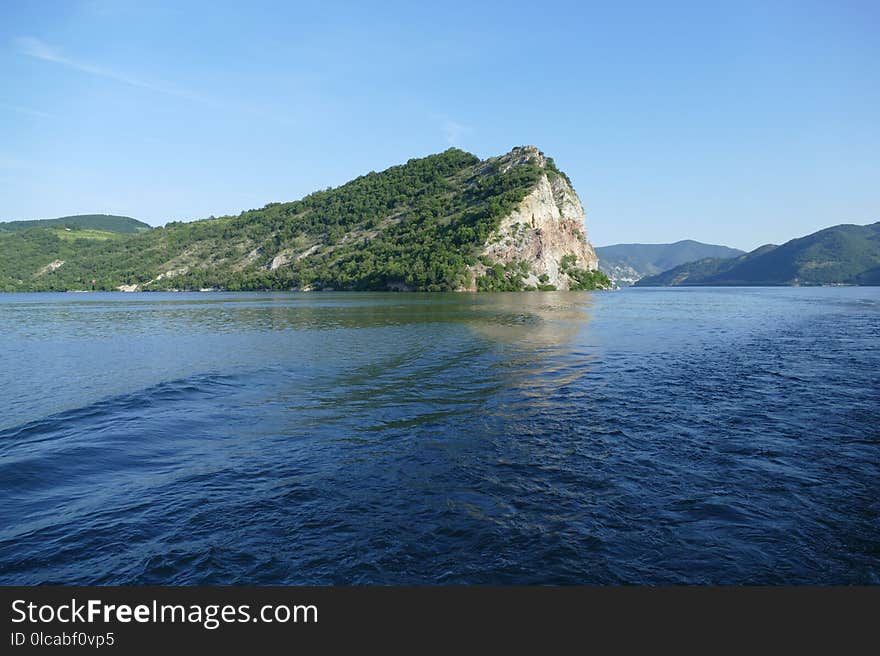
1, 0, 877, 249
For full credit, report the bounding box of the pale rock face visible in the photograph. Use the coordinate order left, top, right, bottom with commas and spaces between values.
154, 266, 189, 282
599, 262, 641, 288
466, 147, 600, 291
269, 252, 290, 270
36, 259, 65, 276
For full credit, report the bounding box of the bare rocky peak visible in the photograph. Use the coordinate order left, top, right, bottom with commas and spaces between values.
473, 145, 548, 178
465, 146, 602, 291
486, 144, 547, 173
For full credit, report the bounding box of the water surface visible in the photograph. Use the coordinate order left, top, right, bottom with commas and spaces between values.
1, 288, 878, 584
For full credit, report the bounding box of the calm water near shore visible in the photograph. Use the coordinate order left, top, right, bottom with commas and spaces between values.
1, 288, 878, 584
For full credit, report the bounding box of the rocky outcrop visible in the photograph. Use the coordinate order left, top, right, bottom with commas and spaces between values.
36, 260, 65, 276
268, 252, 290, 270
4, 145, 608, 292
598, 261, 642, 288
465, 146, 601, 291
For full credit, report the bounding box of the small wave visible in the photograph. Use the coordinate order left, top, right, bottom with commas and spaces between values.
0, 371, 246, 449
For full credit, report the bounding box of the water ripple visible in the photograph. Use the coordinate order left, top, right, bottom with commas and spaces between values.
0, 288, 878, 584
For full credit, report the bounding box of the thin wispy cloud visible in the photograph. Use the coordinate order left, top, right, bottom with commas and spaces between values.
15, 36, 208, 103
0, 101, 55, 119
14, 36, 299, 126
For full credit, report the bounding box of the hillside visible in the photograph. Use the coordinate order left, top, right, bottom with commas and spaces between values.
0, 214, 151, 234
635, 222, 880, 286
596, 240, 744, 286
0, 147, 609, 293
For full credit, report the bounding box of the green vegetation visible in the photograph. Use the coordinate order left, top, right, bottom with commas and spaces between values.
474, 255, 609, 292
543, 156, 573, 187
477, 260, 533, 291
560, 254, 611, 290
1, 147, 612, 293
0, 214, 151, 234
0, 148, 571, 292
635, 222, 880, 286
52, 228, 125, 242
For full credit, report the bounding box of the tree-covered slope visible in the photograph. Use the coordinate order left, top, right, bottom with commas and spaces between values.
596, 240, 743, 286
635, 222, 880, 286
0, 214, 151, 234
1, 147, 608, 292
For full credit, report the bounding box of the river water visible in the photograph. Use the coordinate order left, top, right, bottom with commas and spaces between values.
1, 288, 877, 584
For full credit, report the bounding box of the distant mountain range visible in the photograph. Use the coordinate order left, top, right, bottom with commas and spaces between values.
0, 214, 151, 235
635, 222, 880, 286
596, 240, 744, 286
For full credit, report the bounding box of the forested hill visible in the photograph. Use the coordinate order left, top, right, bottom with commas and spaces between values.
635, 222, 880, 286
0, 214, 151, 234
596, 240, 743, 286
0, 146, 608, 292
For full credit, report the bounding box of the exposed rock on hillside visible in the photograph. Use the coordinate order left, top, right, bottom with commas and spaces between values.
1, 146, 609, 292
467, 147, 599, 290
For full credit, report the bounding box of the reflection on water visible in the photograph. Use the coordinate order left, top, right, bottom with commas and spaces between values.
0, 291, 593, 338
0, 292, 595, 432
0, 288, 878, 584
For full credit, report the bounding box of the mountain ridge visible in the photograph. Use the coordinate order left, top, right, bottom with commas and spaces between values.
596, 240, 744, 286
0, 214, 151, 235
0, 147, 609, 293
635, 222, 880, 286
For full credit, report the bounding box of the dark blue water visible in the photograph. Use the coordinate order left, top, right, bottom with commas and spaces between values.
1, 288, 878, 584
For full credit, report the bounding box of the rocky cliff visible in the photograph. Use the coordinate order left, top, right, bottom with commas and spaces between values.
2, 146, 609, 292
466, 146, 599, 291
